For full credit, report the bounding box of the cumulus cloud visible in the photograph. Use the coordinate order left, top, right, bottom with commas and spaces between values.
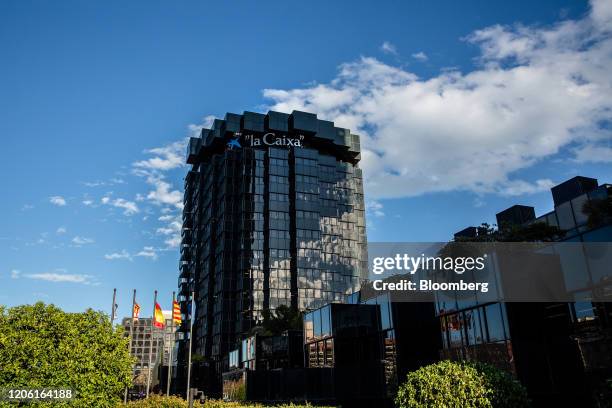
104, 247, 158, 261
104, 250, 132, 261
133, 140, 187, 172
155, 215, 183, 248
412, 51, 428, 61
366, 200, 385, 217
135, 246, 158, 260
112, 198, 139, 215
71, 236, 94, 246
572, 143, 612, 163
497, 179, 556, 196
188, 115, 217, 138
26, 272, 94, 284
131, 139, 187, 248
49, 196, 66, 206
11, 268, 95, 284
263, 0, 612, 199
380, 41, 398, 55
145, 177, 183, 209
100, 196, 139, 215
56, 226, 67, 235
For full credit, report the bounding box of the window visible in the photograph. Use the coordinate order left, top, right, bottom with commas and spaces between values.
485, 304, 507, 342
556, 201, 576, 231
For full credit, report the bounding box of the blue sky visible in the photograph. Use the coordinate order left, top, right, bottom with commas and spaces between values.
1, 0, 610, 316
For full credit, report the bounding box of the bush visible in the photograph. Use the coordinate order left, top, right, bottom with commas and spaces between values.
394, 360, 530, 408
473, 362, 530, 408
0, 303, 133, 408
123, 395, 192, 408
121, 396, 326, 408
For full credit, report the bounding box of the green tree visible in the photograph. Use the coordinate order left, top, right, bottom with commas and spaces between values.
259, 305, 303, 336
0, 302, 133, 407
395, 360, 530, 408
582, 196, 612, 229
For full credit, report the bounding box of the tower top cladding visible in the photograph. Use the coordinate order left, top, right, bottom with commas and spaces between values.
186, 110, 361, 166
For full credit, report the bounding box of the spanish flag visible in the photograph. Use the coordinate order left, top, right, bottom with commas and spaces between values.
173, 300, 182, 325
153, 302, 165, 328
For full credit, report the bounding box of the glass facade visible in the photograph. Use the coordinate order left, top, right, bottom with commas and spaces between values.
177, 110, 367, 383
439, 178, 612, 404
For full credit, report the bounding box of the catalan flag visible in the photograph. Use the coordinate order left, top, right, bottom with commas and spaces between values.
133, 303, 141, 321
173, 300, 182, 325
153, 302, 165, 328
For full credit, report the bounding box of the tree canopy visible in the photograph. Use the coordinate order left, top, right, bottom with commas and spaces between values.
259, 305, 303, 336
0, 302, 133, 407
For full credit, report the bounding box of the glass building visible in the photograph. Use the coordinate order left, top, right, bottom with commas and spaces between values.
439, 176, 612, 406
176, 110, 367, 392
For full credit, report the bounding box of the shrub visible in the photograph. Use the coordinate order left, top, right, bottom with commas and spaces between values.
0, 303, 133, 408
121, 396, 326, 408
472, 362, 530, 408
123, 395, 192, 408
394, 360, 530, 408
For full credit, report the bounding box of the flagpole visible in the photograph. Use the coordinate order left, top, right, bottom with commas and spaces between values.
110, 288, 117, 324
186, 291, 195, 400
146, 290, 157, 398
166, 291, 176, 396
124, 289, 137, 403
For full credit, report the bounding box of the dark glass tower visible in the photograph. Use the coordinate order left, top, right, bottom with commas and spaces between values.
177, 110, 367, 391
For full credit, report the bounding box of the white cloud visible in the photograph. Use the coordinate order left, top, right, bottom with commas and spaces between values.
82, 199, 94, 206
112, 198, 139, 215
133, 140, 187, 171
21, 204, 34, 211
497, 179, 555, 196
99, 196, 138, 215
71, 236, 94, 246
131, 137, 188, 250
83, 181, 105, 187
10, 268, 94, 284
380, 41, 398, 55
263, 1, 612, 199
572, 143, 612, 163
366, 200, 385, 217
56, 226, 67, 235
104, 250, 132, 261
188, 115, 217, 138
49, 196, 66, 206
164, 235, 182, 248
412, 51, 428, 61
155, 215, 182, 248
25, 272, 94, 284
145, 177, 183, 209
135, 246, 158, 260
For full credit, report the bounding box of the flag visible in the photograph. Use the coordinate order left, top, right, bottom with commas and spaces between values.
133, 303, 141, 321
172, 300, 182, 325
153, 302, 165, 328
